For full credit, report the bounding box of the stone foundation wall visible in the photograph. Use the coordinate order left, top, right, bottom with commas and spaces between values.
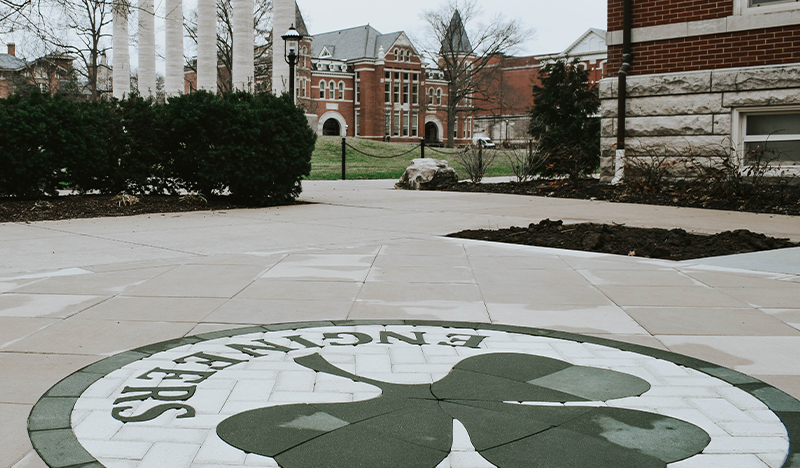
599, 63, 800, 183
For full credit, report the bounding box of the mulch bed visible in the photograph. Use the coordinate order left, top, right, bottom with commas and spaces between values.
448, 218, 799, 261
0, 195, 260, 223
440, 179, 800, 216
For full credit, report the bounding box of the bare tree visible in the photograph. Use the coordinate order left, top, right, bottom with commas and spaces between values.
185, 0, 271, 93
419, 0, 531, 146
8, 0, 114, 101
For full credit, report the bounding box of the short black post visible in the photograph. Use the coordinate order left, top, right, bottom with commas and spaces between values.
420, 138, 425, 158
341, 137, 346, 180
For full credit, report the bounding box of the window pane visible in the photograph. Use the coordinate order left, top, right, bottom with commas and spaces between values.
745, 140, 800, 165
394, 111, 400, 135
747, 114, 800, 135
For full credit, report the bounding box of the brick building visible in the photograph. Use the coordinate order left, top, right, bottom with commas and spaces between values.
0, 44, 75, 98
473, 29, 606, 145
182, 4, 606, 145
601, 0, 800, 182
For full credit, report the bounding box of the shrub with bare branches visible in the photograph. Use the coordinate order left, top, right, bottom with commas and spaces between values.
455, 145, 497, 183
624, 144, 684, 192
505, 141, 548, 182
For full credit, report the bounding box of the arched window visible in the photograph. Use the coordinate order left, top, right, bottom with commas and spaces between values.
329, 81, 335, 100
436, 88, 442, 106
319, 80, 326, 99
394, 49, 399, 60
338, 81, 344, 100
428, 88, 435, 105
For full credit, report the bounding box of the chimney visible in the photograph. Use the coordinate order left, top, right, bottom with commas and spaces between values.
7, 43, 15, 56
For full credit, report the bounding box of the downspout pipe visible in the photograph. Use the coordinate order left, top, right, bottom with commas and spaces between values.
612, 0, 633, 184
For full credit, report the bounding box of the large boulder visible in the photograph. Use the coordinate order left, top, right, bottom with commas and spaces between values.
395, 158, 458, 190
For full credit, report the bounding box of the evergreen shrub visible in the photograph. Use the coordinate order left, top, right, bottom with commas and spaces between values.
0, 90, 314, 203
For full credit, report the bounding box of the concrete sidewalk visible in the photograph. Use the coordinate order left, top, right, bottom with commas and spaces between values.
2, 179, 800, 468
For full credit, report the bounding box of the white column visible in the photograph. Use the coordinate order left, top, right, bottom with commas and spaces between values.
112, 0, 130, 99
196, 0, 217, 93
271, 0, 293, 95
232, 0, 254, 91
138, 0, 156, 97
164, 0, 184, 96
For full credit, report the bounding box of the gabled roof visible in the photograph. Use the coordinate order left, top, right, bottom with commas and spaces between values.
0, 53, 26, 70
440, 10, 472, 55
311, 25, 402, 61
562, 28, 606, 55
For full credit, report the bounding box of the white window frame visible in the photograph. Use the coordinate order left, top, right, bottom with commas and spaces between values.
355, 110, 360, 136
734, 0, 800, 15
329, 81, 336, 100
319, 80, 326, 99
338, 81, 345, 100
733, 106, 800, 170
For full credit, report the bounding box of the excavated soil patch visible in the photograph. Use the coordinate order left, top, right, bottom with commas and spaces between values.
447, 219, 799, 261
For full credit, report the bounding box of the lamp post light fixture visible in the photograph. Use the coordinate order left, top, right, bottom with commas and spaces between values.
282, 24, 303, 102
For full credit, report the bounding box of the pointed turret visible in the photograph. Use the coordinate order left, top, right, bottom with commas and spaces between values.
441, 10, 472, 56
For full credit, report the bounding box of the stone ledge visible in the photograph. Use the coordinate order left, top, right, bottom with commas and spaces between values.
713, 65, 800, 93
626, 115, 715, 137
723, 88, 800, 107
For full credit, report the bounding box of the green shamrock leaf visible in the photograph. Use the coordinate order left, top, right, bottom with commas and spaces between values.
216, 352, 710, 467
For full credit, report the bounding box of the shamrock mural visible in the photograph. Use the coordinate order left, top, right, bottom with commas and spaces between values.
217, 352, 710, 467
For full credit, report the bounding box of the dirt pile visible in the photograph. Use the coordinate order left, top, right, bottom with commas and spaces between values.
447, 219, 799, 261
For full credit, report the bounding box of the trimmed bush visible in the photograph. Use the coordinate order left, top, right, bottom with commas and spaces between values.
162, 91, 315, 204
0, 90, 315, 203
0, 91, 62, 197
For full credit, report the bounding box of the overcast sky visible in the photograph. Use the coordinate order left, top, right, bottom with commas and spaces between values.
298, 0, 607, 57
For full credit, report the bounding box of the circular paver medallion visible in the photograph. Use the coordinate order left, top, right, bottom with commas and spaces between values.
30, 321, 800, 468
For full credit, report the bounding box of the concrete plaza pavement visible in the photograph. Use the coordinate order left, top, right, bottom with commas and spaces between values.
2, 179, 800, 467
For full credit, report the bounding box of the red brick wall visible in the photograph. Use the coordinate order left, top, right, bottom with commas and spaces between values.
606, 25, 800, 76
608, 0, 732, 31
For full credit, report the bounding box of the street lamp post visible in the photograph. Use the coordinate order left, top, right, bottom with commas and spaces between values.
282, 24, 303, 102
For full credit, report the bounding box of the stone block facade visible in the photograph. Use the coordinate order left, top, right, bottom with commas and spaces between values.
602, 0, 800, 183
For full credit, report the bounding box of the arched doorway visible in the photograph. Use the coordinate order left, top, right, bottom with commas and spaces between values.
322, 119, 341, 136
424, 122, 439, 143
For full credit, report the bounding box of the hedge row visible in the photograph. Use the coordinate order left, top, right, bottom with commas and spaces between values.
0, 90, 316, 204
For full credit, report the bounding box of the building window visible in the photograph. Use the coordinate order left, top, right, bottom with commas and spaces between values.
403, 83, 409, 104
393, 110, 401, 136
736, 0, 800, 14
385, 110, 391, 136
394, 49, 399, 60
740, 111, 800, 166
436, 88, 442, 106
301, 79, 306, 97
329, 81, 336, 100
428, 88, 434, 105
403, 111, 409, 136
453, 117, 458, 139
338, 81, 345, 100
751, 0, 796, 5
385, 80, 391, 103
319, 80, 326, 99
467, 117, 472, 139
393, 80, 400, 103
412, 83, 419, 105
355, 111, 360, 136
412, 112, 418, 137
355, 72, 360, 103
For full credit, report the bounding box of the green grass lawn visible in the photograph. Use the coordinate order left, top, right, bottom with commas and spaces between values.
309, 136, 517, 180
